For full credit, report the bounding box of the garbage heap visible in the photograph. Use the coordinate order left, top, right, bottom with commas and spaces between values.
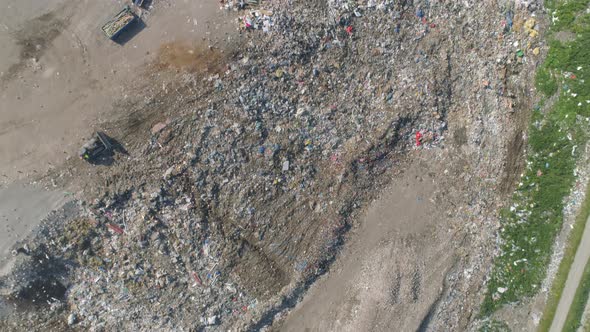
1, 0, 544, 330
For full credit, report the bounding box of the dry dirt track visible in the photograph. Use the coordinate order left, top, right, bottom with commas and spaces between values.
550, 215, 590, 332
280, 151, 458, 332
0, 183, 68, 277
0, 0, 234, 185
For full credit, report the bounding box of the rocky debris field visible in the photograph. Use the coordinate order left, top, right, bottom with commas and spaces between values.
0, 0, 546, 330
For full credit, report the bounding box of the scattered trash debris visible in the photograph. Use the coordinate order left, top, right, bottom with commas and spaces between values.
151, 121, 168, 134
0, 0, 549, 330
67, 313, 76, 326
106, 223, 124, 234
524, 18, 538, 38
240, 10, 273, 32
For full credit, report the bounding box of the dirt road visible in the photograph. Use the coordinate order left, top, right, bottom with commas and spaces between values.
280, 152, 457, 331
550, 215, 590, 332
0, 183, 68, 276
0, 0, 234, 185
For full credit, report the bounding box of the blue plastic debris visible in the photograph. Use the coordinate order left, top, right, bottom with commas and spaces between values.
295, 260, 308, 272
505, 10, 513, 31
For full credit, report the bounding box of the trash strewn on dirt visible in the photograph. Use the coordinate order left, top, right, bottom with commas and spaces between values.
1, 0, 546, 330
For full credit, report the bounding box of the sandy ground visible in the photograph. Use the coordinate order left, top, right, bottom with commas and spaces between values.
550, 215, 590, 332
0, 0, 235, 290
280, 151, 456, 331
0, 183, 69, 276
0, 0, 235, 185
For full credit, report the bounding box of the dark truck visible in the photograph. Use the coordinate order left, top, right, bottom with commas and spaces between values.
101, 6, 136, 40
79, 132, 112, 162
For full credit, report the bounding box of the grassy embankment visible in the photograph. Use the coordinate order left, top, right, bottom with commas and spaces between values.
481, 0, 590, 321
537, 182, 590, 331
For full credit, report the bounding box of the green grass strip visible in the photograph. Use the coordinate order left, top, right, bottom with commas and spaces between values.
563, 255, 590, 331
538, 183, 590, 331
480, 0, 590, 317
479, 319, 512, 332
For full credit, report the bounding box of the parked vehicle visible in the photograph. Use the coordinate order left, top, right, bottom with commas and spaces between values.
79, 132, 112, 161
101, 6, 136, 40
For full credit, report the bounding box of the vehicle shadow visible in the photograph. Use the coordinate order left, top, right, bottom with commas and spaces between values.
114, 17, 146, 46
139, 0, 153, 9
87, 133, 128, 166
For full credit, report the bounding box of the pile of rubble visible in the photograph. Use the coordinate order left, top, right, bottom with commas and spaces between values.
1, 0, 545, 330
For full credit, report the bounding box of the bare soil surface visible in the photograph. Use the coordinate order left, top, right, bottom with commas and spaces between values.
0, 0, 235, 185
0, 183, 68, 276
280, 151, 456, 331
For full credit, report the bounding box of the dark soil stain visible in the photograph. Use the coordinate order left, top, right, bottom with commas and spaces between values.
2, 11, 67, 84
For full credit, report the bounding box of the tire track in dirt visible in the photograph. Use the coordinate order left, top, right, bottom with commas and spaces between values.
279, 152, 457, 332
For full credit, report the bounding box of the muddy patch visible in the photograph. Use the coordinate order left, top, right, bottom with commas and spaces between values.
499, 130, 525, 194
154, 42, 227, 75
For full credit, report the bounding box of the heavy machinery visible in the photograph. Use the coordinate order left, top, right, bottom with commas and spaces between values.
79, 132, 112, 162
101, 6, 137, 40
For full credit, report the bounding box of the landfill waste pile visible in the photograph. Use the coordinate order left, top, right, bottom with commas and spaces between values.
0, 0, 545, 330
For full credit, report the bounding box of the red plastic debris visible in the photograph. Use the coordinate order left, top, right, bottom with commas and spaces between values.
346, 26, 353, 35
244, 17, 252, 29
192, 271, 202, 285
430, 23, 436, 28
106, 223, 124, 234
415, 131, 423, 146
330, 153, 340, 163
571, 74, 577, 79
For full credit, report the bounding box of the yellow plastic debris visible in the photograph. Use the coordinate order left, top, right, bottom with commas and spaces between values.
275, 69, 284, 78
533, 47, 540, 56
524, 18, 538, 38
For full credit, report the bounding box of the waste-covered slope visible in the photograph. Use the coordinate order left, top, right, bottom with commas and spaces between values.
0, 0, 545, 330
